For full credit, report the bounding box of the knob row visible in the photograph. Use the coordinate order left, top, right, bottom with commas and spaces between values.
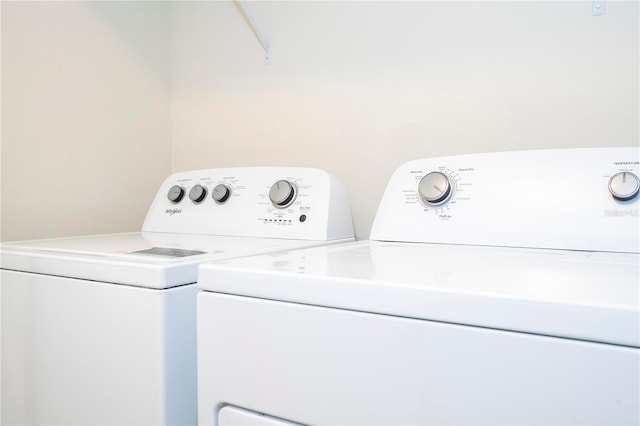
168, 180, 299, 209
416, 170, 639, 207
168, 184, 231, 204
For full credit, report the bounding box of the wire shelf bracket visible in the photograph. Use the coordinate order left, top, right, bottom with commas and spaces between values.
237, 1, 272, 64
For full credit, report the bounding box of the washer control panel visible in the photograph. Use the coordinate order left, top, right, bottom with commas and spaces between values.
371, 147, 639, 253
142, 168, 353, 241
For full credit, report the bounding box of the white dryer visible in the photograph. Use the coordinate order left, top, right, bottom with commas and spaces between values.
0, 167, 353, 425
197, 148, 640, 425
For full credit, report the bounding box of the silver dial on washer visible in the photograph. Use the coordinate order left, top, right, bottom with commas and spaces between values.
212, 184, 231, 203
609, 172, 640, 201
189, 184, 207, 203
418, 172, 453, 206
269, 180, 297, 208
167, 185, 185, 203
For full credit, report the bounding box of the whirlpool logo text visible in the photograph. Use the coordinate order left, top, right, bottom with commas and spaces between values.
604, 209, 638, 217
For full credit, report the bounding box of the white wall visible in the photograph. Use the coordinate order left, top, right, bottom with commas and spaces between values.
1, 1, 638, 241
171, 1, 639, 239
1, 1, 171, 242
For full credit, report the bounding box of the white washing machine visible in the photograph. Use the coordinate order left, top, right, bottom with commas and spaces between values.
0, 167, 354, 426
197, 148, 640, 425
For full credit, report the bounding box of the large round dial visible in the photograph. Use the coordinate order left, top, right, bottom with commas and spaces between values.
418, 172, 454, 206
269, 180, 297, 208
167, 185, 185, 203
609, 172, 640, 201
212, 184, 231, 203
189, 184, 207, 203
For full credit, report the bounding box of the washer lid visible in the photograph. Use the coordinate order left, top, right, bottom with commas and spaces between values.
0, 232, 352, 289
198, 241, 640, 347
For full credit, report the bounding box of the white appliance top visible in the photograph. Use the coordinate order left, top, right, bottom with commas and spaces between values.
198, 240, 639, 347
1, 232, 352, 289
0, 167, 354, 288
198, 148, 640, 347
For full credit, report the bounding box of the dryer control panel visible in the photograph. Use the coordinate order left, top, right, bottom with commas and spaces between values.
142, 168, 353, 241
371, 147, 639, 253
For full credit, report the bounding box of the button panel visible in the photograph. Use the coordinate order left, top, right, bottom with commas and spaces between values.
371, 148, 639, 253
142, 168, 354, 241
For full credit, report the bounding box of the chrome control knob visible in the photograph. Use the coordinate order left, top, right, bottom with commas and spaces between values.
418, 172, 453, 206
269, 180, 297, 208
189, 184, 207, 203
609, 172, 640, 201
212, 184, 231, 203
167, 185, 185, 203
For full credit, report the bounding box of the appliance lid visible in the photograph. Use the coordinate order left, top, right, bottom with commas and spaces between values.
198, 241, 640, 347
0, 232, 352, 289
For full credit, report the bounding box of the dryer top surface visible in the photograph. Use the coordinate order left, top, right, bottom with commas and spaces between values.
198, 240, 640, 347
